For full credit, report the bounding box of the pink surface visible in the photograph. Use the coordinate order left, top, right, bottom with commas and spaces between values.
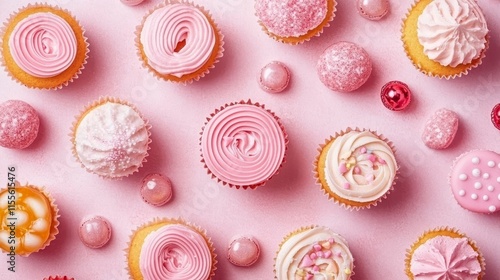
1, 0, 500, 279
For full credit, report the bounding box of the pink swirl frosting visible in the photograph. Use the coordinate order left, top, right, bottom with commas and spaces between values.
410, 236, 481, 280
140, 3, 215, 78
8, 12, 77, 78
201, 103, 286, 187
139, 224, 212, 280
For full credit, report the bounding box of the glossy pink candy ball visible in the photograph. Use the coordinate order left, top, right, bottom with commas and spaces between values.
79, 216, 112, 249
227, 236, 261, 267
259, 61, 290, 93
356, 0, 389, 21
380, 81, 411, 111
317, 42, 373, 92
141, 173, 173, 206
120, 0, 144, 6
0, 100, 40, 149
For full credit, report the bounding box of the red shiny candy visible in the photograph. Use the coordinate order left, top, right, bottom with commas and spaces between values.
380, 81, 411, 111
491, 104, 500, 130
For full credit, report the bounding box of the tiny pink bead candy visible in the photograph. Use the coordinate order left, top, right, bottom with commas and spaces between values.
227, 236, 260, 267
317, 42, 372, 92
258, 61, 290, 93
356, 0, 389, 21
79, 216, 112, 249
0, 100, 40, 149
422, 108, 459, 149
121, 0, 144, 5
141, 173, 173, 206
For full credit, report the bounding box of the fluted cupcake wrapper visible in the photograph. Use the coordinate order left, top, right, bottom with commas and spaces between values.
273, 225, 355, 279
43, 276, 75, 280
313, 127, 399, 211
0, 3, 89, 90
405, 226, 486, 279
69, 96, 152, 180
125, 217, 217, 280
255, 0, 337, 45
401, 0, 488, 80
135, 0, 224, 84
199, 99, 289, 190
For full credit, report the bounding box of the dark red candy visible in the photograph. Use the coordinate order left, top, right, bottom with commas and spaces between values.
491, 104, 500, 130
380, 81, 411, 111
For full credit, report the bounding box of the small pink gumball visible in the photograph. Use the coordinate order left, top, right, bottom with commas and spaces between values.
317, 41, 372, 92
0, 100, 40, 149
356, 0, 390, 21
227, 236, 261, 267
141, 173, 173, 206
258, 61, 291, 93
79, 216, 112, 249
121, 0, 145, 6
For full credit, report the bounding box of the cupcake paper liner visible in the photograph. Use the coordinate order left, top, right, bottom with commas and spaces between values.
199, 99, 289, 190
70, 96, 152, 179
405, 226, 486, 279
135, 0, 224, 84
125, 217, 217, 280
0, 3, 89, 90
0, 183, 60, 257
256, 0, 337, 45
273, 225, 355, 279
401, 0, 488, 80
313, 127, 399, 210
43, 276, 75, 280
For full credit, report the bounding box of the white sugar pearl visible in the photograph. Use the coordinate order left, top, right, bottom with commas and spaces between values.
472, 157, 480, 164
498, 194, 500, 200
483, 195, 489, 201
488, 186, 495, 192
488, 161, 495, 167
497, 177, 500, 183
489, 205, 497, 212
458, 190, 466, 196
459, 174, 468, 181
474, 182, 482, 189
472, 169, 481, 177
471, 193, 478, 200
483, 173, 490, 179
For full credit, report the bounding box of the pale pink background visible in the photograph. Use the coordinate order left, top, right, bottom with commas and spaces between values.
1, 0, 500, 279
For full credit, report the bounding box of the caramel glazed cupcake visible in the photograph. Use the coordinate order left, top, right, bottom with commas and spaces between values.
402, 0, 489, 79
0, 4, 88, 89
315, 128, 398, 209
275, 226, 354, 280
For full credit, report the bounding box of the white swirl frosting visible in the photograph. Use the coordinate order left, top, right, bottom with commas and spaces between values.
8, 12, 77, 78
275, 227, 354, 280
417, 0, 488, 67
74, 102, 149, 178
324, 131, 397, 203
140, 3, 215, 77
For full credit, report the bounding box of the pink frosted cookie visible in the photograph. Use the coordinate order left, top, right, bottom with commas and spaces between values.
450, 150, 500, 213
422, 108, 459, 149
0, 100, 40, 149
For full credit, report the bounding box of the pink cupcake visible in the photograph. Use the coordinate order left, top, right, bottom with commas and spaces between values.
200, 100, 288, 189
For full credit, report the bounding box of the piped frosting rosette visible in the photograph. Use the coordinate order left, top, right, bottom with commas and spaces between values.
0, 183, 59, 257
70, 97, 151, 179
405, 226, 486, 280
274, 226, 354, 280
0, 3, 89, 89
200, 100, 288, 189
126, 218, 217, 280
314, 128, 398, 210
135, 0, 224, 84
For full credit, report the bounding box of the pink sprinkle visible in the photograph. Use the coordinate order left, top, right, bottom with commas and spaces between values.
305, 274, 313, 280
366, 174, 374, 182
324, 250, 332, 258
353, 167, 361, 174
310, 253, 318, 260
339, 162, 348, 174
299, 255, 315, 268
316, 251, 324, 258
312, 266, 320, 272
335, 251, 342, 257
328, 238, 335, 244
360, 147, 367, 153
313, 244, 322, 251
343, 183, 351, 189
378, 158, 386, 164
368, 154, 377, 162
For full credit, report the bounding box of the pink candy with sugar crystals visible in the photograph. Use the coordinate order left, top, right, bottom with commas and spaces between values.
422, 108, 459, 149
0, 100, 40, 149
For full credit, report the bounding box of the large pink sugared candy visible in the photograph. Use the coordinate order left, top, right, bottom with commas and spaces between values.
227, 236, 260, 267
317, 42, 372, 92
259, 61, 290, 93
380, 81, 411, 111
0, 100, 40, 149
120, 0, 144, 6
422, 108, 459, 149
356, 0, 389, 21
491, 104, 500, 130
79, 216, 112, 248
141, 173, 173, 206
